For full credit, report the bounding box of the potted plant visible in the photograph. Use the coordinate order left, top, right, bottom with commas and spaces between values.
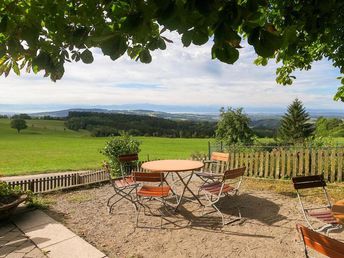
0, 181, 29, 220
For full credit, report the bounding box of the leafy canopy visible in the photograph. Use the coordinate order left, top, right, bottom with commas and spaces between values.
10, 118, 27, 133
278, 99, 314, 144
216, 107, 254, 146
1, 0, 344, 100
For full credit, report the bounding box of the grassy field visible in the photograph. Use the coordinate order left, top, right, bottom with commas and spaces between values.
1, 118, 344, 177
0, 119, 211, 176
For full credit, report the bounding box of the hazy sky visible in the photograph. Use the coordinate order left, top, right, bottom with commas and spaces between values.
1, 32, 343, 111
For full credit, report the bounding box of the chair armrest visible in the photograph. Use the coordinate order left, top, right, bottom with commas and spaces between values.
202, 160, 217, 164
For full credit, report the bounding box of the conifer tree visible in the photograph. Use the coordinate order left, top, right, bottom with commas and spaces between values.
278, 99, 314, 144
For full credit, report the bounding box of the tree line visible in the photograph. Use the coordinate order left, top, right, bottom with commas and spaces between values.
65, 112, 216, 138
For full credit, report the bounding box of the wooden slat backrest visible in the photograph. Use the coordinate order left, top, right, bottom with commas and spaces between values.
297, 224, 344, 257
292, 175, 326, 190
133, 172, 163, 182
223, 167, 246, 180
211, 152, 230, 162
118, 154, 139, 162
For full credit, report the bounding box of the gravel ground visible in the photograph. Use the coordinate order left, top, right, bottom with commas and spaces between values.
42, 176, 344, 258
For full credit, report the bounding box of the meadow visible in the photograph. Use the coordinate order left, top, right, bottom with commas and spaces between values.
0, 119, 211, 176
1, 118, 344, 177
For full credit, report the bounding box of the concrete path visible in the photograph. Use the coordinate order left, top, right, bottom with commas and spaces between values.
0, 221, 45, 258
1, 208, 107, 258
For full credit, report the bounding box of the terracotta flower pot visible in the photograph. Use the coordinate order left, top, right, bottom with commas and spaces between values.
0, 194, 28, 221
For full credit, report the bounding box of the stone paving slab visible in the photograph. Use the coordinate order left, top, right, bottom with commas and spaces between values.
42, 236, 106, 258
12, 210, 56, 231
20, 223, 75, 249
0, 221, 45, 258
10, 208, 107, 258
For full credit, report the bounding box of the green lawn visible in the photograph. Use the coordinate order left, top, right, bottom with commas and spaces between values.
2, 118, 344, 177
0, 119, 211, 176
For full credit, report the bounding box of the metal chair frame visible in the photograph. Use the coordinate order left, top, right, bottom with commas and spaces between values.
105, 154, 141, 214
292, 175, 342, 234
133, 172, 176, 228
199, 167, 246, 226
196, 152, 230, 186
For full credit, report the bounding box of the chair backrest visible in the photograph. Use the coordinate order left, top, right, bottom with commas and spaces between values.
211, 152, 230, 162
292, 175, 326, 190
223, 167, 246, 180
118, 154, 139, 176
133, 172, 164, 183
118, 154, 139, 163
297, 224, 344, 257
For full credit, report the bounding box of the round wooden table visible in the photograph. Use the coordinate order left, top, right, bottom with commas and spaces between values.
332, 200, 344, 224
141, 160, 204, 209
141, 160, 204, 172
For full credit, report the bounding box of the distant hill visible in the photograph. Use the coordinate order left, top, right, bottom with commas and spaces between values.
30, 108, 219, 122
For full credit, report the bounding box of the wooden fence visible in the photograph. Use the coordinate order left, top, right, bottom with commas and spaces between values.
4, 148, 344, 194
202, 148, 344, 182
4, 170, 108, 194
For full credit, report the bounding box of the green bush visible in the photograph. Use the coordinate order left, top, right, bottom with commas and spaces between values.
101, 134, 140, 176
0, 182, 23, 197
0, 181, 31, 206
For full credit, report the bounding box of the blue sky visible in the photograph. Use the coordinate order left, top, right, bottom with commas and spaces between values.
0, 32, 343, 112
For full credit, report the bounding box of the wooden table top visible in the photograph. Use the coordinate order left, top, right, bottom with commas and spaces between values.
332, 200, 344, 224
141, 160, 204, 172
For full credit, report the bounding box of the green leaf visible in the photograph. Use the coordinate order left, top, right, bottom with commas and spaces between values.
12, 61, 20, 75
254, 30, 283, 58
254, 56, 268, 66
0, 15, 8, 33
80, 49, 94, 64
192, 29, 209, 46
32, 52, 50, 70
100, 36, 127, 60
4, 62, 11, 77
181, 32, 192, 47
158, 38, 166, 50
212, 43, 239, 64
139, 49, 152, 63
334, 86, 344, 102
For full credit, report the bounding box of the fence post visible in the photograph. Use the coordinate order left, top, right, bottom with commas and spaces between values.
208, 141, 211, 159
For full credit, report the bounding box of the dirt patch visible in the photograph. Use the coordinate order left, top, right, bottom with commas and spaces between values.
42, 177, 344, 258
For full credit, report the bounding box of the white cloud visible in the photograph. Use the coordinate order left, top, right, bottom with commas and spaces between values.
0, 32, 343, 111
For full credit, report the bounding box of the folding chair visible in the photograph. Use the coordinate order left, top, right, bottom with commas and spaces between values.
195, 152, 230, 185
296, 224, 344, 258
132, 172, 173, 228
292, 175, 342, 234
198, 167, 246, 226
104, 154, 141, 214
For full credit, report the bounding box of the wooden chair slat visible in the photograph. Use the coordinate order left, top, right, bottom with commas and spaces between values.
211, 152, 230, 162
223, 167, 246, 180
298, 225, 344, 257
118, 154, 139, 162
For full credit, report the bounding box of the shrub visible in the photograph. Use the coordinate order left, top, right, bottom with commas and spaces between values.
0, 182, 31, 206
101, 134, 140, 176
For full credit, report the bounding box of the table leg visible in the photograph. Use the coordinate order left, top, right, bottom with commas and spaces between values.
163, 172, 177, 196
175, 171, 203, 210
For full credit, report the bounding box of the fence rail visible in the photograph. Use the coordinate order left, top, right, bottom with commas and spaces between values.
3, 170, 108, 194
202, 148, 344, 182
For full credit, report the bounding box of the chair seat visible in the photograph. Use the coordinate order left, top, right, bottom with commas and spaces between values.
113, 176, 138, 188
307, 209, 338, 224
195, 172, 223, 178
200, 182, 234, 195
137, 185, 171, 197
